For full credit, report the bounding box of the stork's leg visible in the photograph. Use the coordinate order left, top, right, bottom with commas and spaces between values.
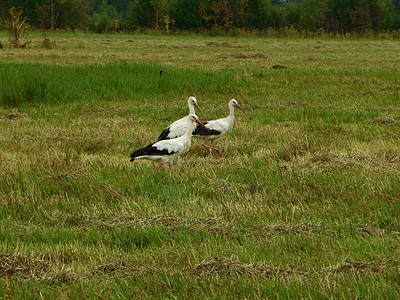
169, 164, 172, 171
201, 138, 210, 149
155, 163, 164, 174
201, 139, 213, 157
210, 140, 221, 156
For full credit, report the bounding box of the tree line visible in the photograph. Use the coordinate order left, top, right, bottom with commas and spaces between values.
1, 0, 400, 34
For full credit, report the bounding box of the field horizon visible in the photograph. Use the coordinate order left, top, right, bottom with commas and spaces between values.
0, 32, 399, 298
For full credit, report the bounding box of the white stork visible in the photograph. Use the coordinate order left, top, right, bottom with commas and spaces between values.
130, 114, 208, 173
192, 99, 245, 156
157, 96, 203, 141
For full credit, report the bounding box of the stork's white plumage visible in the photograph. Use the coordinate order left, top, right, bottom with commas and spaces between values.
192, 99, 245, 156
157, 96, 202, 141
130, 114, 207, 173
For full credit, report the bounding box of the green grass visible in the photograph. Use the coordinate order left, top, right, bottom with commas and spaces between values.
0, 32, 400, 298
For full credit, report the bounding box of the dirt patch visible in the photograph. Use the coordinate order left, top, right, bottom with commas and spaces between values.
1, 112, 29, 120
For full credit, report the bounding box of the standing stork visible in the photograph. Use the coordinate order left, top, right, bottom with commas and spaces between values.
130, 114, 208, 173
192, 99, 245, 156
157, 96, 203, 141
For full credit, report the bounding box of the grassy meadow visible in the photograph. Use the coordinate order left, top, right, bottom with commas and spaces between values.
0, 31, 400, 298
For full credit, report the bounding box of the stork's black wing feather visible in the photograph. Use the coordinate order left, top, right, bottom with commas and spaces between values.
157, 127, 171, 141
192, 122, 221, 136
130, 142, 174, 162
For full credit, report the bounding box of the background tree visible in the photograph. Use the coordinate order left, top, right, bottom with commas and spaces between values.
170, 0, 202, 30
1, 0, 400, 33
88, 0, 119, 33
246, 0, 275, 29
129, 0, 168, 29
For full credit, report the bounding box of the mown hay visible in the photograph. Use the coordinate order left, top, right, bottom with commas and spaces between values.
324, 261, 387, 275
0, 254, 50, 279
90, 262, 142, 278
1, 112, 29, 120
189, 257, 309, 280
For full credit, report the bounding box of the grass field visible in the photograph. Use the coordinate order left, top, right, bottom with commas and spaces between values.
0, 31, 400, 298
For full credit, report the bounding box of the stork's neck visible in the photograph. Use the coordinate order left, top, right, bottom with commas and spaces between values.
188, 102, 195, 115
229, 104, 235, 119
184, 117, 194, 139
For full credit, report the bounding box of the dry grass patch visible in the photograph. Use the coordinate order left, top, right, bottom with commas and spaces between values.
188, 257, 310, 279
0, 254, 50, 279
0, 254, 395, 288
366, 114, 400, 125
218, 53, 269, 59
323, 260, 390, 277
0, 254, 74, 283
0, 112, 29, 120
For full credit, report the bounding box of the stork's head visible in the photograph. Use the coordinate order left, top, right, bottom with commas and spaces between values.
229, 99, 245, 113
188, 96, 203, 114
188, 114, 209, 130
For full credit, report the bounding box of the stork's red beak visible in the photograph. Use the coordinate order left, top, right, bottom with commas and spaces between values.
196, 119, 210, 131
194, 102, 203, 114
235, 103, 245, 113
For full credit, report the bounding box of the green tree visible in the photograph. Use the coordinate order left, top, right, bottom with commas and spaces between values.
246, 0, 274, 28
129, 0, 168, 29
285, 0, 328, 30
88, 0, 119, 32
170, 0, 202, 30
326, 0, 387, 32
